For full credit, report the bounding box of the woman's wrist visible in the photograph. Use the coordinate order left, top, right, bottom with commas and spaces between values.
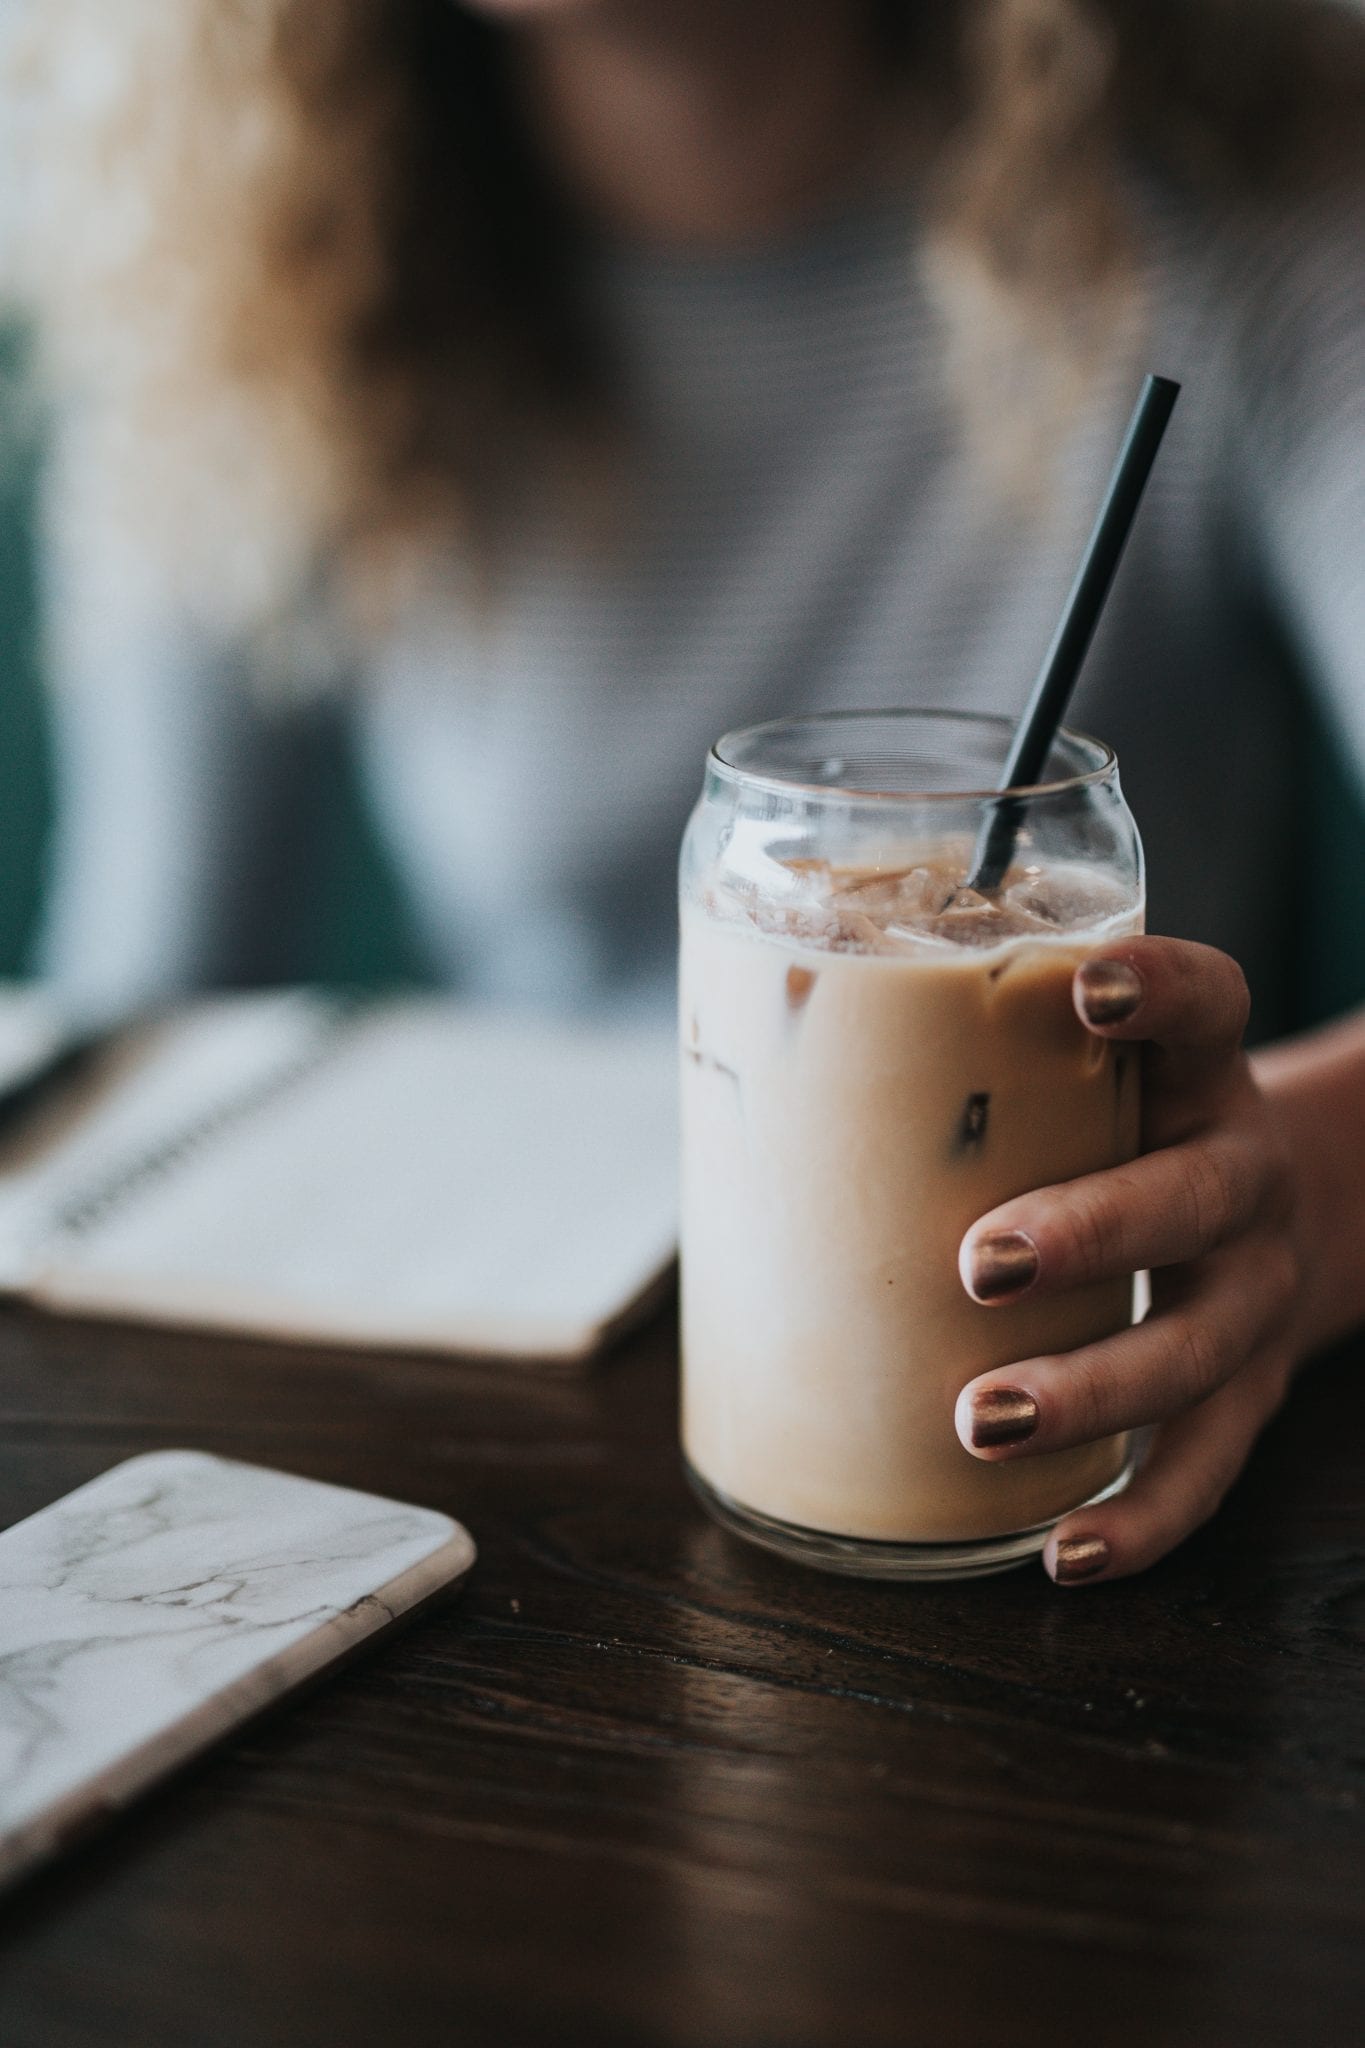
1252, 1010, 1365, 1358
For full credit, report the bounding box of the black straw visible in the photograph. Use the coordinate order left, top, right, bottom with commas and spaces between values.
967, 373, 1181, 894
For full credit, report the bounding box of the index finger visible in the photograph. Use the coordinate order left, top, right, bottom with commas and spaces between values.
1073, 937, 1250, 1055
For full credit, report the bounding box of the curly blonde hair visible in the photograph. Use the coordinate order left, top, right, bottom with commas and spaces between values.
5, 0, 1363, 635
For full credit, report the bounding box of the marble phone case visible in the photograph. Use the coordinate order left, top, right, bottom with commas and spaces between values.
0, 1450, 476, 1889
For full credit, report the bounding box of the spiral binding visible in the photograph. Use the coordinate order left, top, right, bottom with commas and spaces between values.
47, 1005, 365, 1244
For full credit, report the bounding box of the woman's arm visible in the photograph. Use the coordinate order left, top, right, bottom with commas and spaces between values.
1255, 1012, 1365, 1354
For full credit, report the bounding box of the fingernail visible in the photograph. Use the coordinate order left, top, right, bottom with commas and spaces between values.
967, 1229, 1040, 1302
969, 1386, 1039, 1448
1053, 1535, 1111, 1583
1076, 960, 1142, 1025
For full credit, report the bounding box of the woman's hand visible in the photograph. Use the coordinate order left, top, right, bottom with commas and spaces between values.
953, 936, 1309, 1585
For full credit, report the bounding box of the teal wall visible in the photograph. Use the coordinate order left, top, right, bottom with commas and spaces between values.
0, 327, 51, 970
289, 739, 430, 989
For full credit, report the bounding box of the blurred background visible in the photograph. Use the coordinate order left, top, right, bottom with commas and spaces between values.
0, 324, 426, 991
2, 0, 1364, 1027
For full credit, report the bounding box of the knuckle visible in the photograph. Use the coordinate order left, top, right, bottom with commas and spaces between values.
1060, 1343, 1118, 1442
1181, 1140, 1244, 1252
1053, 1175, 1131, 1277
1163, 1312, 1226, 1407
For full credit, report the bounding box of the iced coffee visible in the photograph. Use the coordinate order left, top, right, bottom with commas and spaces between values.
679, 711, 1144, 1578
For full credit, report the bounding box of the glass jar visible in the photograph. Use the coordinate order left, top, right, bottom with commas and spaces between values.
678, 710, 1144, 1579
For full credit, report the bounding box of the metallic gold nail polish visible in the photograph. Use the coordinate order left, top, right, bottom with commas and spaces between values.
1075, 959, 1142, 1025
1053, 1535, 1110, 1582
969, 1386, 1039, 1448
968, 1229, 1040, 1302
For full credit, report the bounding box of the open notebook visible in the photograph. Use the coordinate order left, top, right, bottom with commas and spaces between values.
0, 993, 678, 1366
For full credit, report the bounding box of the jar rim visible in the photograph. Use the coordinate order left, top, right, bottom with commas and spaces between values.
709, 709, 1117, 805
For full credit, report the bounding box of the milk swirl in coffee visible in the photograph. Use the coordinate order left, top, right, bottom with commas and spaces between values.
680, 844, 1141, 1552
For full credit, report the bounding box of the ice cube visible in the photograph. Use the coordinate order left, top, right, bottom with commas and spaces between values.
834, 865, 937, 922
1001, 879, 1064, 929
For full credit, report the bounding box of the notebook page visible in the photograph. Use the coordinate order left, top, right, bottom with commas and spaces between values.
0, 993, 339, 1280
0, 986, 75, 1097
17, 1002, 678, 1361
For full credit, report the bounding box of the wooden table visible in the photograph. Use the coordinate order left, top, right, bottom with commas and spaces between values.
0, 1304, 1361, 2048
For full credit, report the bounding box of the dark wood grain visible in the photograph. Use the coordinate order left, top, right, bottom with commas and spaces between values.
0, 1303, 1361, 2048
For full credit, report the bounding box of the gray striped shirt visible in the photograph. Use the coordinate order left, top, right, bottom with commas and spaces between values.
35, 184, 1365, 1036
